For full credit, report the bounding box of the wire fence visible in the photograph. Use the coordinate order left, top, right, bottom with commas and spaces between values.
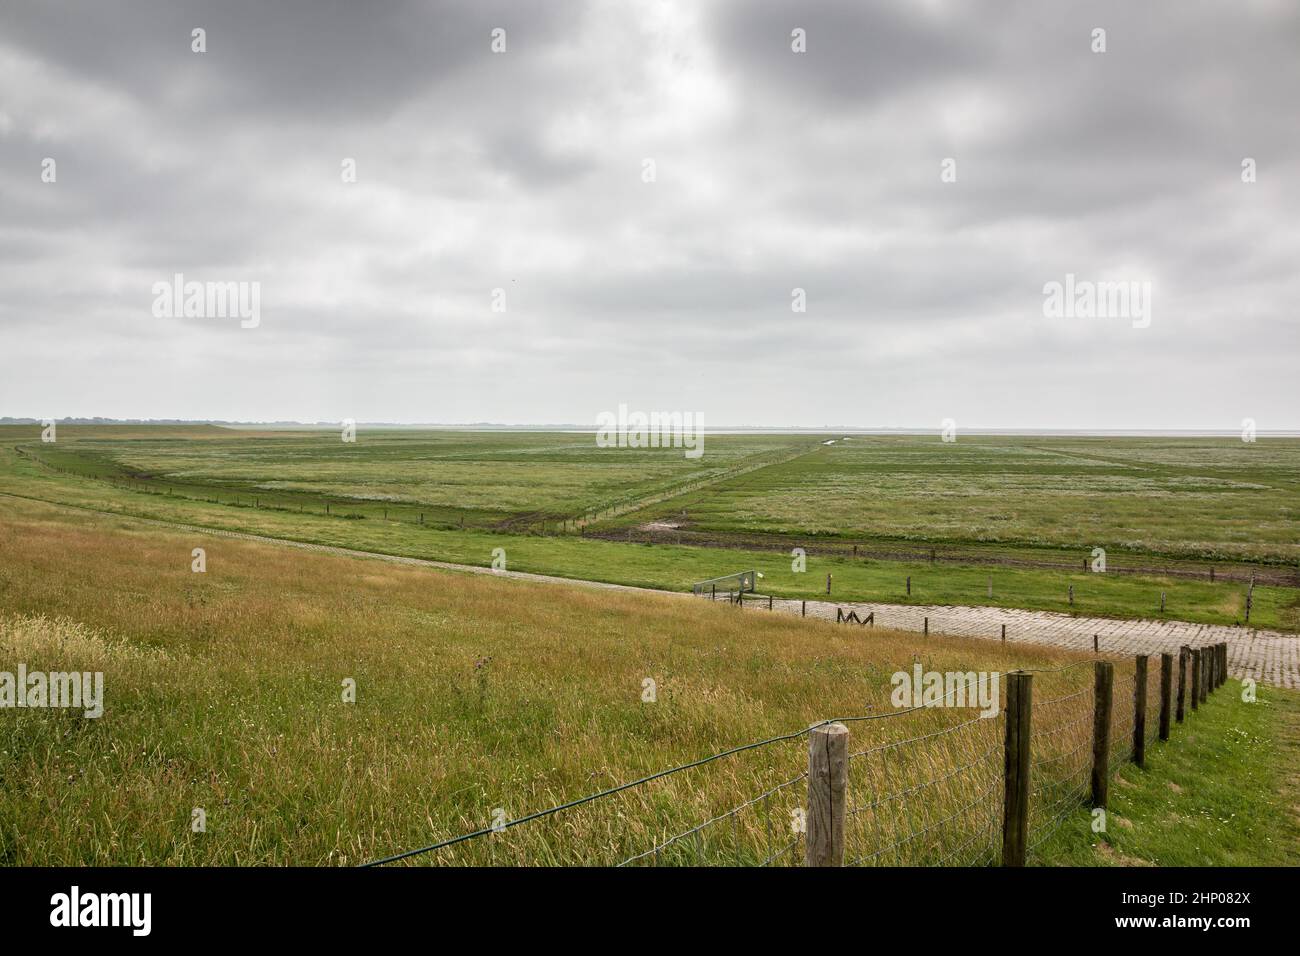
1026, 677, 1094, 859
359, 648, 1236, 869
846, 706, 1003, 866
1111, 670, 1136, 766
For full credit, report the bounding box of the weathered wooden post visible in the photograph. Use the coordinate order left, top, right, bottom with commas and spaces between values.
1221, 643, 1229, 686
1001, 623, 1006, 642
1133, 655, 1148, 767
1190, 649, 1201, 712
1160, 592, 1166, 614
826, 574, 832, 595
1093, 634, 1099, 654
923, 616, 929, 636
1199, 649, 1209, 705
1069, 585, 1074, 606
801, 600, 806, 617
1091, 661, 1113, 808
1176, 646, 1188, 722
805, 723, 848, 867
1159, 653, 1173, 741
1001, 672, 1033, 867
906, 576, 911, 596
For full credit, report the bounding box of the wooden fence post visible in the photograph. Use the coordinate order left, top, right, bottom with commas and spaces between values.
1176, 646, 1188, 723
1002, 671, 1033, 867
1221, 643, 1229, 686
1133, 655, 1148, 767
1190, 649, 1201, 712
923, 616, 929, 636
1199, 649, 1209, 705
1159, 653, 1172, 741
826, 574, 832, 595
1091, 661, 1113, 808
805, 723, 848, 867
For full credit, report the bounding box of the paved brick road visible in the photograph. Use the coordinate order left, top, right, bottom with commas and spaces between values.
762, 597, 1298, 689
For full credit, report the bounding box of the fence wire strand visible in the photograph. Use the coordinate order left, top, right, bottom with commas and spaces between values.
363, 650, 1211, 867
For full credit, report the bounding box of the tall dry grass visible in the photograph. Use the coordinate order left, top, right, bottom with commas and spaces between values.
0, 497, 1097, 865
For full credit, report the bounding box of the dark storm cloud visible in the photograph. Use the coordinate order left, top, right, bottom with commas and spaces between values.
0, 0, 1297, 428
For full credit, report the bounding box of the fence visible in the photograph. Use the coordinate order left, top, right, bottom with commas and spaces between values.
362, 642, 1230, 867
693, 570, 757, 598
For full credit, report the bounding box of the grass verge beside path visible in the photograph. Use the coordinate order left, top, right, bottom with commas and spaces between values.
1035, 682, 1300, 866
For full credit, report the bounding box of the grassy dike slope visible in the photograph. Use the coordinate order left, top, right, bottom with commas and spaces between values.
1, 497, 1295, 865
1, 443, 1292, 630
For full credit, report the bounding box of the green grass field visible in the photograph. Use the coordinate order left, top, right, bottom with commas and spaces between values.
4, 495, 1291, 866
1035, 681, 1300, 866
1, 426, 1296, 630
615, 434, 1300, 564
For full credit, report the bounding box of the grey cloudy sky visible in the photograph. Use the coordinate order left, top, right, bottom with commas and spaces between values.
1, 0, 1297, 428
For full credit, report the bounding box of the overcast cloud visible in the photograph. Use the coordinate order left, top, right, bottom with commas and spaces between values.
1, 0, 1297, 428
